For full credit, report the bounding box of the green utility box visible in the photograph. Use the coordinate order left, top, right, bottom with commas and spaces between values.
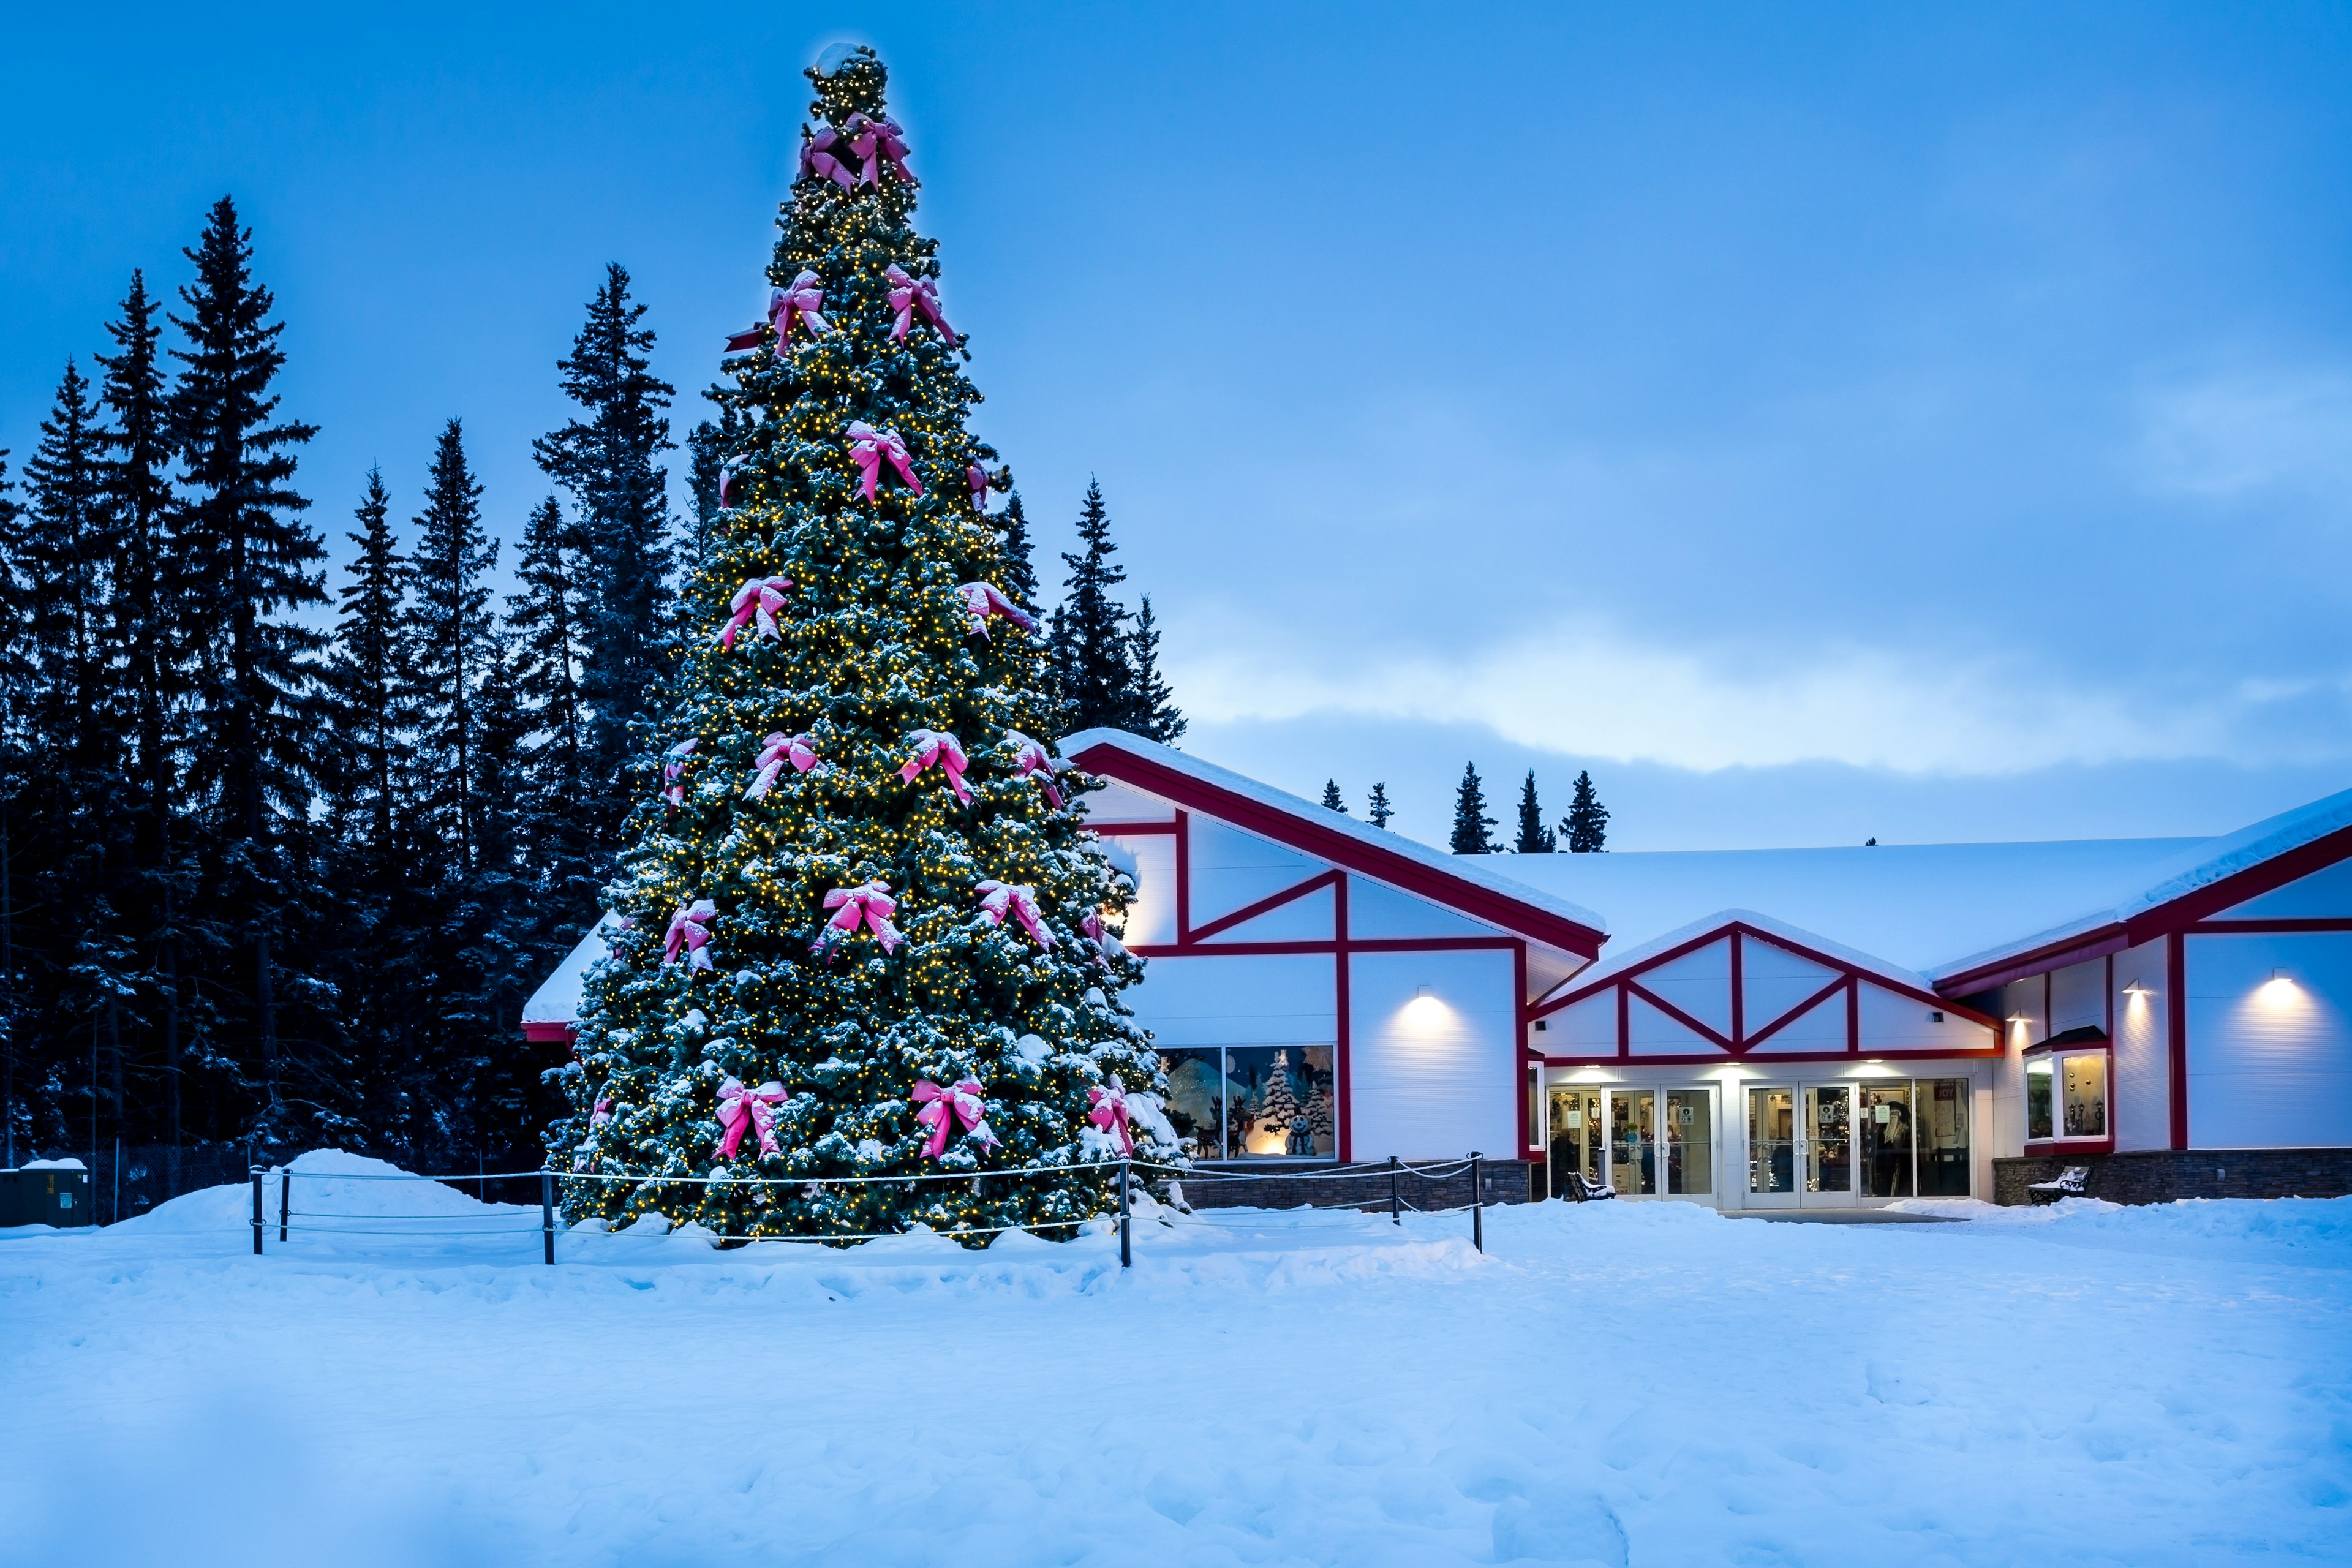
2, 1163, 92, 1227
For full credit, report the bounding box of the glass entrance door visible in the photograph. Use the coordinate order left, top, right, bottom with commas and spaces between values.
1746, 1087, 1798, 1207
1664, 1087, 1716, 1200
1803, 1085, 1856, 1206
1608, 1089, 1658, 1196
1547, 1088, 1602, 1197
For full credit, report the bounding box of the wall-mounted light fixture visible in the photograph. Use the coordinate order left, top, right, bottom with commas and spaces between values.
2121, 979, 2150, 998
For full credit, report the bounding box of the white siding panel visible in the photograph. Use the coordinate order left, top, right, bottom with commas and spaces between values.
1125, 953, 1335, 1048
1858, 985, 1991, 1054
1744, 989, 1845, 1053
2051, 958, 2105, 1035
1743, 938, 1842, 1033
1085, 780, 1176, 822
1642, 940, 1733, 1036
1346, 876, 1498, 940
1104, 831, 1176, 947
2185, 932, 2352, 1148
1349, 949, 1517, 1158
1545, 991, 1617, 1054
2113, 938, 2171, 1152
1187, 818, 1329, 929
1627, 992, 1718, 1057
2210, 858, 2352, 921
1194, 884, 1334, 945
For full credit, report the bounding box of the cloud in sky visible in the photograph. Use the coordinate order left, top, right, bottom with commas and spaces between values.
1172, 614, 2352, 777
2136, 365, 2352, 507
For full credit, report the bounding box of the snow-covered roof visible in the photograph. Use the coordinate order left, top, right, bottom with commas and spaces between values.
1063, 728, 1610, 949
1472, 837, 2201, 979
522, 913, 620, 1033
1931, 785, 2352, 985
1558, 907, 1948, 1000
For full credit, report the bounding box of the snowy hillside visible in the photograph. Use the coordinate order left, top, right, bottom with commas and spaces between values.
2, 1152, 2348, 1566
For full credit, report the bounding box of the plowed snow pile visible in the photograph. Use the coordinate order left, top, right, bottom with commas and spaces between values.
2, 1152, 2346, 1566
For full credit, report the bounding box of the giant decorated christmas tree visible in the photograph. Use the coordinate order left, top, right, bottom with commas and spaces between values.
551, 47, 1175, 1244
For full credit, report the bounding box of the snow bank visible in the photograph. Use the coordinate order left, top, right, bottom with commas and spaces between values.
3, 1179, 2348, 1566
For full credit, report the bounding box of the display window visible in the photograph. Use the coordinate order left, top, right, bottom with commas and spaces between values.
1746, 1077, 1972, 1204
2024, 1036, 2109, 1148
1158, 1046, 1335, 1159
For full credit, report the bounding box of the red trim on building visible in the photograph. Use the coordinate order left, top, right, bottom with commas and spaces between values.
1187, 870, 1340, 944
1536, 1044, 2001, 1068
1089, 820, 1178, 835
1069, 741, 1605, 960
2188, 918, 2352, 933
1335, 874, 1352, 1163
522, 1022, 577, 1045
2168, 931, 2188, 1151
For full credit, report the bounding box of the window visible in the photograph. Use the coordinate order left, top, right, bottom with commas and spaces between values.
2026, 1049, 2106, 1142
1917, 1078, 1970, 1196
1157, 1046, 1335, 1159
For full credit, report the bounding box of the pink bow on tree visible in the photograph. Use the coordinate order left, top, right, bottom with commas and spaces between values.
846, 423, 922, 502
1003, 731, 1064, 810
723, 272, 831, 355
967, 462, 989, 513
884, 263, 955, 344
717, 467, 737, 510
813, 880, 903, 959
975, 880, 1055, 948
662, 739, 698, 805
1088, 1077, 1136, 1156
664, 900, 718, 971
911, 1077, 996, 1160
956, 582, 1038, 639
744, 732, 821, 800
800, 124, 856, 190
715, 1077, 788, 1161
899, 730, 971, 805
718, 575, 793, 649
845, 112, 916, 187
1081, 910, 1128, 966
590, 1097, 613, 1129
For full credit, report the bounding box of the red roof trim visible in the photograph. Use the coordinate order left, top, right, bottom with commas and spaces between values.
522, 1022, 577, 1045
1070, 741, 1605, 960
1937, 820, 2352, 997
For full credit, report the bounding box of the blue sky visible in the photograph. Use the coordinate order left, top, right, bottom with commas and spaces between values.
4, 2, 2348, 849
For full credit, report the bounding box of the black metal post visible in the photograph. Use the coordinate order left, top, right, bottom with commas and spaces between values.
249, 1167, 263, 1256
1471, 1152, 1483, 1253
1389, 1154, 1401, 1224
278, 1167, 290, 1242
541, 1170, 556, 1266
1117, 1159, 1132, 1268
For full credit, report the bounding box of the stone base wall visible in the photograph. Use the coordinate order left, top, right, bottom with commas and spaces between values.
1156, 1159, 1540, 1213
1992, 1148, 2352, 1206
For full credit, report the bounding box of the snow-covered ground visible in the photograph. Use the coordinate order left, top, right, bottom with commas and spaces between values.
4, 1152, 2349, 1567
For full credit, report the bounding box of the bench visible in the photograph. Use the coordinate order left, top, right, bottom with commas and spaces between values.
2026, 1166, 2090, 1205
1561, 1171, 1616, 1203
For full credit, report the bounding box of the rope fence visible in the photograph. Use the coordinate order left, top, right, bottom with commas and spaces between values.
242, 1151, 1501, 1265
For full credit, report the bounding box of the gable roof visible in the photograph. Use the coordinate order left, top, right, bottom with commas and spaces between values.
521, 913, 620, 1041
1064, 729, 1608, 960
1488, 837, 2198, 978
1553, 907, 1948, 1003
1929, 785, 2352, 993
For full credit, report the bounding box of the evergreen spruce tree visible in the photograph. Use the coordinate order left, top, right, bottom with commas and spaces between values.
96, 270, 193, 1157
1052, 479, 1129, 733
1126, 595, 1185, 742
533, 263, 676, 847
0, 446, 18, 1163
992, 491, 1039, 606
507, 492, 600, 938
168, 195, 325, 1132
1513, 770, 1556, 853
1563, 769, 1610, 853
322, 470, 410, 863
400, 419, 497, 872
1366, 782, 1393, 829
1450, 762, 1496, 854
559, 48, 1172, 1243
1320, 780, 1347, 813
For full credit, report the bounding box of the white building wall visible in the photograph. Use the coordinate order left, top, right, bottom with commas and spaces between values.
2113, 938, 2171, 1153
1350, 948, 1518, 1159
1101, 831, 1176, 947
2186, 932, 2352, 1148
1186, 818, 1324, 927
1346, 877, 1496, 940
2051, 958, 2105, 1035
1123, 952, 1335, 1049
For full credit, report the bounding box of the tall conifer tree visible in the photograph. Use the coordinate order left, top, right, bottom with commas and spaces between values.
1450, 762, 1496, 854
1366, 782, 1393, 829
1126, 595, 1185, 742
168, 195, 325, 1125
1563, 769, 1610, 853
534, 264, 676, 845
1513, 771, 1556, 853
560, 47, 1170, 1241
1320, 780, 1347, 813
400, 419, 497, 872
1052, 479, 1130, 733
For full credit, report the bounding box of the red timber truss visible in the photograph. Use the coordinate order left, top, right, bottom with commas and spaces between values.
1074, 738, 1608, 1167
1526, 920, 1999, 1067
